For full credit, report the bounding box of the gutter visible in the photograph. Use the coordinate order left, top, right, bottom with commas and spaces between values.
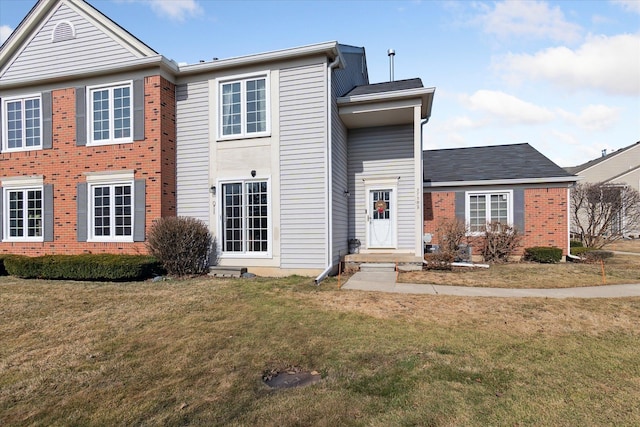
314, 55, 342, 285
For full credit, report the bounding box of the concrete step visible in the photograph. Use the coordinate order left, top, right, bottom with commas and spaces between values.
359, 263, 396, 273
209, 266, 247, 278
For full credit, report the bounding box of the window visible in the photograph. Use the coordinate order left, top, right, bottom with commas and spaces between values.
3, 187, 43, 241
221, 180, 269, 254
89, 183, 133, 241
2, 95, 41, 151
467, 191, 512, 233
88, 82, 132, 144
219, 74, 269, 138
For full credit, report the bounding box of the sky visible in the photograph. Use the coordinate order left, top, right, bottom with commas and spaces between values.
1, 0, 639, 167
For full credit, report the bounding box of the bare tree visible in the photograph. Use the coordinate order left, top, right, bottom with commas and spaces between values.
571, 182, 640, 248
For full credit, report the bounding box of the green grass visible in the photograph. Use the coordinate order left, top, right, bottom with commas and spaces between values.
1, 275, 639, 426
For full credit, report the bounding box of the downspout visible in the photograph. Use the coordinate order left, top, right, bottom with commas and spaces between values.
419, 118, 429, 259
315, 55, 342, 285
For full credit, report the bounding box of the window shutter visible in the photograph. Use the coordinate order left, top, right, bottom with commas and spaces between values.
75, 87, 86, 146
43, 184, 54, 241
42, 91, 53, 149
513, 188, 525, 232
133, 179, 146, 241
133, 79, 145, 141
0, 186, 3, 240
76, 182, 87, 242
454, 191, 466, 222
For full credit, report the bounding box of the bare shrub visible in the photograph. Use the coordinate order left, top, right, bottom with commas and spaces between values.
571, 182, 640, 248
146, 217, 214, 276
435, 218, 469, 260
480, 222, 522, 264
423, 252, 454, 270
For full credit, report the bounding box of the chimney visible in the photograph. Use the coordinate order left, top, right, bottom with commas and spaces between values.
387, 49, 395, 81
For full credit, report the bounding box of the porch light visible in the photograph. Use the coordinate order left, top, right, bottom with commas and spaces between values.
210, 185, 216, 195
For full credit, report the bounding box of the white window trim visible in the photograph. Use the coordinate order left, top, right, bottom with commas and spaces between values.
216, 71, 271, 141
465, 190, 513, 236
2, 184, 45, 242
1, 93, 43, 153
87, 80, 134, 146
86, 179, 135, 243
217, 177, 272, 258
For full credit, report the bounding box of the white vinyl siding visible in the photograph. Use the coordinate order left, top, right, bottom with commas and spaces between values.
175, 81, 210, 226
279, 63, 327, 269
348, 125, 415, 250
1, 3, 141, 83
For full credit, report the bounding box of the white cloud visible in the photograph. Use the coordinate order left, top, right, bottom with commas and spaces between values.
136, 0, 203, 21
0, 25, 13, 44
475, 0, 582, 43
463, 90, 555, 124
557, 104, 621, 132
497, 33, 640, 96
612, 0, 640, 14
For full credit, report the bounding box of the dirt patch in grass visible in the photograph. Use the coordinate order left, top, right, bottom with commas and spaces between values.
397, 253, 640, 288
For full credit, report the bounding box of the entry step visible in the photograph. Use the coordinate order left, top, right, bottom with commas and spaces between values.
359, 263, 396, 273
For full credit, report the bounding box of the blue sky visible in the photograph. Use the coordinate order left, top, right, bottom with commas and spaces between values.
1, 0, 639, 167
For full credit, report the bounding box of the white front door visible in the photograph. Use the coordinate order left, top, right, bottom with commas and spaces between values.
368, 189, 395, 248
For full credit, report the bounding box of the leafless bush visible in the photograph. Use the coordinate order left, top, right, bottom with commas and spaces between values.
435, 218, 468, 258
146, 217, 215, 276
571, 182, 640, 248
480, 222, 522, 264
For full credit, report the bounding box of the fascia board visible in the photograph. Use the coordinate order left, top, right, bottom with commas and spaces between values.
178, 41, 340, 76
338, 86, 435, 119
423, 176, 580, 188
0, 55, 178, 89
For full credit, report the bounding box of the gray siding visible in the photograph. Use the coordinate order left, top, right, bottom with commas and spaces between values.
280, 63, 327, 269
176, 81, 210, 225
348, 125, 415, 250
1, 3, 140, 82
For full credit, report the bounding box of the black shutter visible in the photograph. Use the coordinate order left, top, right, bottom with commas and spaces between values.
454, 191, 466, 222
76, 182, 87, 241
513, 189, 525, 232
75, 87, 86, 146
133, 179, 146, 241
42, 91, 53, 149
133, 79, 145, 141
43, 184, 54, 241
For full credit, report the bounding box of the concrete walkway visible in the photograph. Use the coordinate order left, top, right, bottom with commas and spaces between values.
342, 272, 640, 298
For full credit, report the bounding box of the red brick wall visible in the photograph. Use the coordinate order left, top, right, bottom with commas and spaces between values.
423, 187, 569, 256
0, 75, 177, 256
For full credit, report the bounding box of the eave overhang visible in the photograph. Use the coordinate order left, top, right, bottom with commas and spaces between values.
337, 86, 435, 129
423, 176, 580, 189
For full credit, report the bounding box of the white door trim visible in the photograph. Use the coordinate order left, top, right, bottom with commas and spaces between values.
364, 180, 398, 249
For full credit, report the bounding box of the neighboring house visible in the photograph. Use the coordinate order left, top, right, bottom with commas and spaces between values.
0, 0, 435, 279
565, 141, 640, 237
423, 143, 577, 256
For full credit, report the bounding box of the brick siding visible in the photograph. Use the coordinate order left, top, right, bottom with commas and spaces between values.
423, 187, 569, 256
0, 75, 176, 256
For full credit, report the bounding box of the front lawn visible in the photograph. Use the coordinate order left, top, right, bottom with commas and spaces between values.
399, 252, 640, 288
1, 276, 639, 425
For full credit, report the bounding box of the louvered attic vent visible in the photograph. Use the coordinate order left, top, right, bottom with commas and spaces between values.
52, 21, 75, 42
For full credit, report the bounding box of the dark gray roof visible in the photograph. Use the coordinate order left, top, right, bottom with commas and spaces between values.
564, 141, 640, 174
344, 78, 423, 97
423, 143, 575, 183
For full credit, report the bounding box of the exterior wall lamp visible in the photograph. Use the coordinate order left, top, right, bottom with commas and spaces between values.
210, 185, 216, 195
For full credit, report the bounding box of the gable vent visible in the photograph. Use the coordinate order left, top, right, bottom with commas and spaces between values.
52, 21, 76, 43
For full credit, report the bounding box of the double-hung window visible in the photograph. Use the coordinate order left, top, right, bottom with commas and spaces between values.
467, 191, 512, 233
218, 73, 269, 139
221, 180, 269, 254
2, 95, 42, 152
4, 187, 43, 240
89, 182, 133, 241
88, 82, 132, 145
